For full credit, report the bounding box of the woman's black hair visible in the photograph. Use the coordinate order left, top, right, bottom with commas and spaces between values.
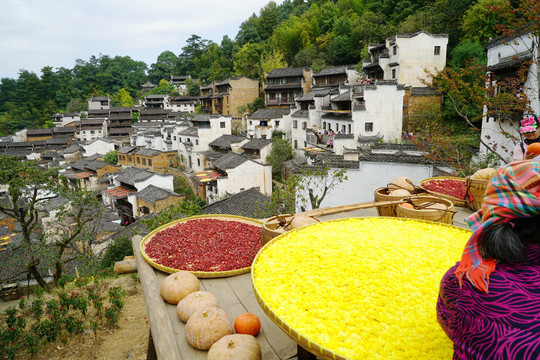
479, 216, 540, 263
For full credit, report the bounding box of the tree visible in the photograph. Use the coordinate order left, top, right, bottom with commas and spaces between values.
148, 51, 180, 84
251, 97, 265, 113
255, 165, 349, 217
110, 88, 134, 107
266, 138, 293, 180
461, 0, 507, 44
103, 150, 118, 165
234, 43, 265, 79
0, 156, 103, 289
296, 166, 348, 211
261, 49, 289, 75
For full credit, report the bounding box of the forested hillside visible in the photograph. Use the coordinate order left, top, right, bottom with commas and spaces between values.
0, 0, 507, 135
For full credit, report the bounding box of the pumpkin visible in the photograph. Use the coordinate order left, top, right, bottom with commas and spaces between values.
207, 334, 261, 360
400, 202, 415, 209
160, 271, 199, 305
388, 176, 415, 192
185, 307, 234, 350
389, 189, 411, 197
234, 313, 261, 336
290, 215, 319, 229
177, 291, 219, 322
470, 168, 497, 180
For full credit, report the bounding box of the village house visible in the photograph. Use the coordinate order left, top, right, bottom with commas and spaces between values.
52, 112, 81, 127
363, 30, 448, 87
102, 167, 177, 223
241, 138, 273, 163
129, 184, 183, 218
264, 67, 312, 109
177, 114, 233, 172
81, 138, 118, 157
143, 94, 197, 114
77, 118, 106, 142
199, 85, 213, 114
64, 158, 121, 192
117, 147, 178, 171
312, 65, 360, 88
247, 108, 290, 139
479, 32, 540, 163
196, 152, 272, 204
88, 96, 110, 110
170, 75, 192, 96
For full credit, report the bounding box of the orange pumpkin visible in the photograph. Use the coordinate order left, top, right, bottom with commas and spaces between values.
234, 313, 261, 336
160, 271, 199, 305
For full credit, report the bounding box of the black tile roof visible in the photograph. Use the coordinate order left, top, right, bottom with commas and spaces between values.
135, 148, 162, 157
85, 160, 111, 171
331, 91, 351, 102
211, 152, 249, 172
118, 145, 138, 154
313, 66, 348, 77
114, 167, 154, 186
266, 67, 307, 78
241, 138, 272, 150
321, 112, 352, 121
201, 187, 270, 218
27, 128, 53, 136
209, 135, 247, 148
249, 108, 290, 120
136, 185, 180, 204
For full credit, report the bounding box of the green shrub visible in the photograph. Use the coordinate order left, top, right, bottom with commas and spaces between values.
100, 236, 133, 269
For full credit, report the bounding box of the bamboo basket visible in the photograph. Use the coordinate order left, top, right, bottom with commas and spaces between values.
140, 214, 263, 278
465, 176, 489, 211
374, 187, 419, 217
262, 214, 320, 245
395, 196, 455, 225
418, 176, 467, 207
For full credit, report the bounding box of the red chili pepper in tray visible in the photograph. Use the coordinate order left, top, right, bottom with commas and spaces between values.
145, 219, 262, 272
422, 179, 466, 199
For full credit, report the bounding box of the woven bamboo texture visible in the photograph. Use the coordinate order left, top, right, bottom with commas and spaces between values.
395, 196, 455, 224
418, 176, 468, 207
465, 176, 489, 211
261, 214, 320, 245
140, 214, 263, 278
251, 217, 471, 360
374, 187, 424, 216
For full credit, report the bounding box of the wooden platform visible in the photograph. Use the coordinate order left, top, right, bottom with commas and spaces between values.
132, 206, 475, 360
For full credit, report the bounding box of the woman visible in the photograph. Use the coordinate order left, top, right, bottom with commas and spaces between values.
437, 159, 540, 359
513, 114, 540, 161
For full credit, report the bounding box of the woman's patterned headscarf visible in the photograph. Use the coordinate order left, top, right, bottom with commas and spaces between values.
455, 159, 540, 292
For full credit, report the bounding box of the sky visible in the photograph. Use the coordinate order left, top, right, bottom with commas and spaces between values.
0, 0, 282, 80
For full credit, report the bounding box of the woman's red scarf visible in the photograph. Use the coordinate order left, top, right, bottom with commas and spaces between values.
455, 159, 540, 293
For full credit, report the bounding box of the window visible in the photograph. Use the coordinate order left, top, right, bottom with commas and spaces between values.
142, 158, 147, 165
302, 122, 307, 130
148, 159, 152, 166
293, 120, 298, 129
137, 157, 140, 164
365, 122, 373, 132
275, 120, 279, 126
294, 139, 298, 149
220, 122, 226, 128
323, 122, 326, 130
197, 159, 201, 167
434, 46, 441, 56
342, 125, 346, 133
249, 121, 252, 125
393, 46, 397, 55
392, 69, 396, 79
348, 124, 352, 133
195, 139, 199, 145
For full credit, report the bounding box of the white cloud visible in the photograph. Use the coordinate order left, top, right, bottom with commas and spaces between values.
0, 0, 280, 79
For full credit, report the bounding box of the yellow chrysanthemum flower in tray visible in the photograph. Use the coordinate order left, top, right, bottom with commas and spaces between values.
252, 217, 471, 360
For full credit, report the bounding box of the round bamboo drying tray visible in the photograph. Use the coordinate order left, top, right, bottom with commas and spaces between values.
140, 214, 263, 278
261, 214, 320, 245
395, 196, 455, 225
465, 176, 489, 211
251, 217, 472, 360
418, 176, 467, 207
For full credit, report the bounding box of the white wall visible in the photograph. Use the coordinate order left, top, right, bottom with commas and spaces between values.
296, 162, 433, 211
353, 85, 405, 143
82, 140, 116, 156
216, 161, 272, 198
